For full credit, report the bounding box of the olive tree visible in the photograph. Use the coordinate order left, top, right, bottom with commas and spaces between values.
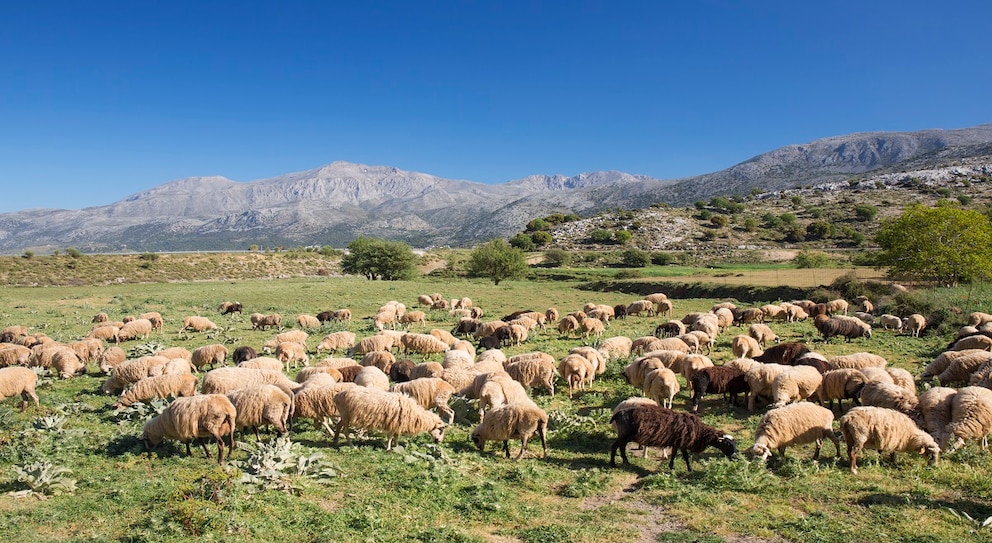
467, 238, 528, 285
340, 236, 418, 280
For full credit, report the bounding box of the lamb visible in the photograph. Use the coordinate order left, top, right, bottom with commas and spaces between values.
557, 315, 580, 337
100, 356, 170, 394
916, 386, 957, 445
654, 320, 686, 338
826, 298, 849, 316
250, 313, 281, 331
748, 402, 840, 461
690, 366, 749, 413
731, 335, 763, 359
113, 373, 199, 409
625, 300, 655, 317
296, 314, 321, 329
878, 314, 903, 331
275, 341, 310, 369
609, 404, 737, 471
753, 342, 810, 365
333, 387, 447, 450
349, 335, 393, 356
471, 402, 549, 459
596, 336, 633, 361
504, 353, 556, 396
747, 323, 780, 347
391, 377, 457, 424
942, 386, 992, 451
400, 333, 450, 356
191, 344, 229, 371
558, 354, 594, 398
579, 318, 605, 339
98, 346, 127, 374
182, 316, 218, 332
141, 394, 237, 464
827, 352, 887, 371
569, 346, 607, 375
227, 384, 292, 438
857, 382, 919, 418
0, 366, 39, 411
839, 406, 940, 474
118, 318, 154, 341
815, 369, 869, 411
219, 301, 243, 315
200, 367, 301, 396
813, 315, 871, 342
231, 346, 257, 365
643, 367, 680, 408
745, 363, 791, 410
902, 313, 926, 337
767, 366, 823, 409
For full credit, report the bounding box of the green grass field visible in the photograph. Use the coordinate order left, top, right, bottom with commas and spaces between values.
1, 275, 991, 543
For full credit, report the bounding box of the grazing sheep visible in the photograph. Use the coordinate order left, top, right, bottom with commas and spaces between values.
333, 387, 447, 450
0, 345, 32, 368
753, 342, 810, 365
138, 312, 164, 331
262, 330, 309, 353
935, 350, 992, 386
725, 357, 760, 374
391, 378, 457, 424
597, 336, 633, 361
349, 335, 393, 356
353, 365, 390, 391
101, 356, 171, 394
950, 334, 992, 351
275, 342, 310, 370
556, 315, 580, 337
250, 313, 281, 331
141, 394, 237, 464
191, 344, 229, 371
734, 308, 765, 326
238, 357, 284, 371
643, 367, 680, 408
919, 349, 992, 383
749, 402, 839, 461
643, 337, 692, 355
336, 365, 363, 383
690, 366, 749, 413
296, 315, 320, 330
814, 315, 871, 342
654, 320, 686, 338
0, 366, 39, 411
504, 353, 556, 396
219, 301, 243, 315
69, 338, 104, 364
610, 404, 737, 471
471, 402, 549, 459
313, 331, 357, 356
200, 367, 301, 396
226, 347, 254, 366
885, 367, 916, 395
410, 361, 445, 380
92, 312, 109, 323
399, 310, 428, 328
559, 354, 594, 398
878, 314, 903, 331
684, 331, 713, 355
857, 382, 919, 417
87, 324, 120, 344
968, 311, 992, 327
793, 352, 830, 374
852, 312, 875, 324
815, 369, 869, 411
227, 384, 292, 438
679, 354, 714, 393
291, 381, 355, 433
827, 352, 887, 371
113, 373, 199, 409
98, 346, 127, 375
118, 318, 154, 341
296, 366, 344, 384
768, 366, 822, 409
625, 300, 655, 317
579, 318, 605, 339
569, 346, 607, 376
916, 387, 957, 445
731, 335, 763, 359
839, 406, 940, 474
942, 386, 992, 451
745, 363, 791, 410
760, 304, 787, 322
624, 351, 686, 388
182, 316, 219, 333
746, 323, 779, 348
361, 351, 396, 374
400, 333, 450, 356
903, 314, 926, 337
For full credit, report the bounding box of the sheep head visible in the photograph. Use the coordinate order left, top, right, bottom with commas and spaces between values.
713, 434, 738, 460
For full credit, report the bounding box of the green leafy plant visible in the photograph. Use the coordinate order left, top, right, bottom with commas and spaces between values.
114, 398, 169, 424
9, 460, 78, 498
34, 414, 67, 432
128, 341, 167, 358
231, 436, 340, 494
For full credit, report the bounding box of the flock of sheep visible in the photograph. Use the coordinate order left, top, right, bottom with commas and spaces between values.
2, 287, 992, 477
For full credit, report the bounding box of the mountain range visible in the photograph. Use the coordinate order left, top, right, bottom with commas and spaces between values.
2, 124, 991, 253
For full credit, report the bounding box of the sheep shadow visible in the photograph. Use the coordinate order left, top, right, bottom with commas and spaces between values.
106, 434, 146, 457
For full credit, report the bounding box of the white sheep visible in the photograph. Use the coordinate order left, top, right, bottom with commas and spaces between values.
558, 354, 594, 398
291, 381, 356, 433
626, 300, 655, 317
950, 335, 992, 351
182, 316, 218, 332
0, 366, 39, 411
155, 347, 193, 363
118, 318, 154, 341
141, 394, 237, 463
724, 357, 760, 374
113, 373, 199, 409
400, 333, 450, 356
857, 381, 919, 418
827, 352, 887, 371
815, 368, 868, 411
390, 377, 457, 424
275, 341, 310, 369
569, 346, 607, 376
354, 366, 390, 391
191, 344, 229, 371
916, 386, 957, 445
935, 350, 992, 386
476, 373, 533, 420
410, 361, 445, 380
747, 323, 779, 347
69, 338, 104, 363
920, 349, 992, 382
296, 314, 320, 329
642, 367, 679, 408
349, 335, 394, 356
314, 332, 356, 356
731, 334, 763, 359
768, 366, 822, 409
238, 357, 284, 371
200, 367, 301, 396
839, 406, 940, 474
470, 402, 549, 459
263, 330, 309, 352
227, 384, 293, 438
504, 353, 556, 396
969, 311, 992, 327
596, 336, 633, 360
942, 386, 992, 451
98, 346, 127, 375
333, 387, 447, 450
902, 313, 926, 337
745, 363, 791, 410
878, 314, 903, 332
295, 366, 343, 384
748, 402, 839, 460
101, 356, 171, 394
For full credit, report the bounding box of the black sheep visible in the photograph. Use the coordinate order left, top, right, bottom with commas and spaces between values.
814, 315, 871, 342
610, 404, 737, 471
231, 345, 257, 365
754, 341, 810, 365
654, 322, 683, 338
316, 311, 336, 323
612, 304, 628, 320
690, 366, 749, 413
389, 359, 415, 383
501, 310, 535, 322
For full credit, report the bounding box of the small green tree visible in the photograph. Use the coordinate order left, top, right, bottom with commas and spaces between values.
854, 205, 878, 222
621, 248, 649, 267
614, 230, 633, 244
341, 236, 418, 281
542, 248, 572, 268
876, 204, 992, 285
509, 233, 535, 251
589, 229, 612, 243
710, 215, 729, 228
65, 247, 83, 258
525, 218, 550, 232
651, 252, 674, 265
530, 231, 553, 246
467, 239, 528, 285
743, 217, 759, 232
805, 221, 834, 241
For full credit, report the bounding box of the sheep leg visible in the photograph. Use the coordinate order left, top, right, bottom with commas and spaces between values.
439, 405, 455, 425
199, 438, 212, 459
610, 437, 631, 466
515, 436, 528, 460
680, 449, 693, 472
812, 438, 822, 460
503, 440, 511, 458
184, 440, 194, 457
538, 421, 548, 459
847, 443, 860, 474
215, 436, 225, 464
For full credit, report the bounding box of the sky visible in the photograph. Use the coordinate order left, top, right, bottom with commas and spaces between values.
1, 0, 990, 213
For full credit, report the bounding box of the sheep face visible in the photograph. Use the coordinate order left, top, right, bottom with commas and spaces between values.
430, 423, 448, 444
924, 444, 940, 465
714, 434, 738, 460
747, 443, 772, 461
470, 429, 486, 450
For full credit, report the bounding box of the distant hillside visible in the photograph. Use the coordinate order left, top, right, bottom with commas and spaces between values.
0, 124, 990, 254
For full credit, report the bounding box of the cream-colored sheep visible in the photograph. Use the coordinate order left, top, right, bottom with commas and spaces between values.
885, 367, 916, 395
942, 386, 992, 451
504, 353, 556, 396
200, 367, 301, 396
731, 335, 763, 359
916, 386, 957, 445
815, 368, 868, 411
858, 381, 919, 417
98, 346, 127, 375
354, 366, 390, 391
191, 344, 229, 371
227, 384, 292, 437
625, 300, 655, 317
69, 338, 104, 363
113, 373, 199, 409
316, 331, 357, 355
642, 367, 679, 408
101, 356, 171, 394
333, 387, 447, 450
748, 323, 779, 347
361, 350, 396, 374
250, 313, 282, 330
0, 345, 32, 367
141, 394, 237, 463
920, 349, 991, 382
826, 352, 887, 371
839, 406, 940, 474
263, 330, 309, 352
558, 354, 594, 399
859, 366, 894, 385
902, 313, 926, 337
182, 316, 218, 332
275, 341, 310, 369
87, 324, 120, 343
826, 298, 849, 315
569, 346, 607, 376
968, 311, 992, 327
315, 357, 360, 370
451, 339, 476, 358
768, 366, 822, 409
391, 377, 457, 424
296, 314, 320, 329
238, 357, 284, 371
295, 366, 343, 384
442, 349, 474, 370
745, 363, 791, 410
935, 350, 992, 386
118, 318, 154, 341
477, 373, 534, 421
470, 402, 548, 459
724, 357, 760, 374
0, 366, 39, 411
410, 361, 445, 380
749, 402, 839, 460
400, 333, 450, 356
291, 381, 356, 433
545, 308, 559, 323
878, 314, 903, 331
349, 335, 393, 356
92, 312, 109, 323
950, 334, 992, 351
399, 310, 428, 328
623, 351, 686, 388
597, 336, 633, 361
679, 354, 714, 393
428, 328, 458, 347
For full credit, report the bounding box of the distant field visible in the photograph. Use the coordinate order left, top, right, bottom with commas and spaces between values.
0, 274, 990, 542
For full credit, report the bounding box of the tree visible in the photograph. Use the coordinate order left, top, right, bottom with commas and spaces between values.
525, 218, 550, 232
805, 221, 834, 240
341, 236, 418, 280
590, 229, 612, 243
613, 230, 633, 244
875, 205, 992, 286
509, 233, 535, 251
854, 205, 878, 222
530, 231, 553, 246
543, 248, 572, 267
467, 239, 528, 285
621, 248, 649, 267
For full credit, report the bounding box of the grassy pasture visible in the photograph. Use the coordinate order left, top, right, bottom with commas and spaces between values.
0, 275, 991, 542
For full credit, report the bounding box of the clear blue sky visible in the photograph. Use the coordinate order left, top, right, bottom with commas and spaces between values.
1, 1, 990, 213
